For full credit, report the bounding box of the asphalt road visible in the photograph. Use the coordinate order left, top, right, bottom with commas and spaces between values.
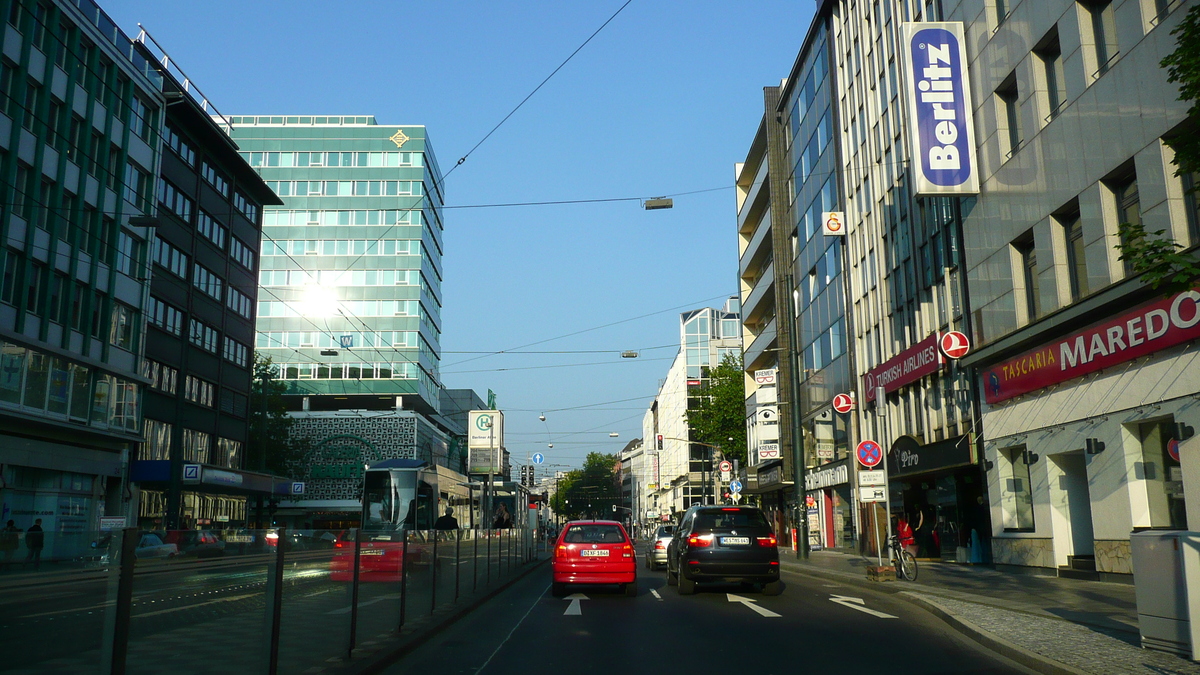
382, 553, 1039, 675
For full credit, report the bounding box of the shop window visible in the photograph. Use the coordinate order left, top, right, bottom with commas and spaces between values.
999, 446, 1035, 531
1136, 420, 1186, 529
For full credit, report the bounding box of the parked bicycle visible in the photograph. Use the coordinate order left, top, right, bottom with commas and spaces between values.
888, 533, 918, 581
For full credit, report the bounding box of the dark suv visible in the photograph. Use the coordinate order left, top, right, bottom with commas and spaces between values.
666, 505, 780, 595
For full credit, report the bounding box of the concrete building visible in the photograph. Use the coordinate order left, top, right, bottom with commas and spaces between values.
642, 299, 741, 518
0, 0, 163, 557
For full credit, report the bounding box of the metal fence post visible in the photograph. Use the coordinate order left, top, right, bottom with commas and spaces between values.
430, 530, 438, 615
347, 528, 361, 659
473, 530, 479, 592
264, 526, 286, 675
100, 527, 138, 675
398, 530, 408, 630
486, 528, 492, 586
454, 531, 461, 603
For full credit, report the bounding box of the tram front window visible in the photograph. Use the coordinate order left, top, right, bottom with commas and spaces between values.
363, 470, 418, 533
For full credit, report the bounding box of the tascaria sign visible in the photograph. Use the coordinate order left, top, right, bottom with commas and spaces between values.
902, 22, 979, 195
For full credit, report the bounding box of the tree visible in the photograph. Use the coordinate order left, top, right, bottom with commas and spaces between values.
548, 452, 620, 520
686, 352, 747, 464
247, 354, 309, 478
1117, 5, 1200, 292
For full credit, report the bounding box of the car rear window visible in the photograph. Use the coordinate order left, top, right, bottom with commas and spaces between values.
656, 526, 674, 537
563, 524, 626, 544
693, 509, 770, 531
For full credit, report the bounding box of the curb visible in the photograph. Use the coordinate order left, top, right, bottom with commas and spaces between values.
333, 555, 550, 675
777, 559, 1088, 675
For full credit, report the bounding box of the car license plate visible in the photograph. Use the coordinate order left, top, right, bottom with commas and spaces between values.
580, 549, 610, 557
360, 549, 385, 556
721, 537, 750, 546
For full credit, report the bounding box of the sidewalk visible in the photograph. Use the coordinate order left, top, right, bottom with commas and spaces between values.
779, 549, 1200, 675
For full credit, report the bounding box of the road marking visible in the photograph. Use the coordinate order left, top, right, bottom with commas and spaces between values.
563, 592, 589, 615
134, 593, 257, 618
829, 594, 898, 619
327, 593, 401, 615
476, 584, 548, 674
726, 593, 781, 618
650, 589, 662, 601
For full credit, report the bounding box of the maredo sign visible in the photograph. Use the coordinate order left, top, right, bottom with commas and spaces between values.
983, 289, 1200, 404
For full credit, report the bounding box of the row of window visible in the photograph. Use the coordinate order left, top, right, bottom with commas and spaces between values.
190, 318, 219, 353
256, 330, 421, 350
202, 161, 229, 197
257, 299, 420, 318
184, 375, 215, 408
274, 362, 421, 380
1, 247, 133, 346
223, 337, 249, 368
263, 209, 424, 227
264, 180, 425, 198
147, 296, 183, 336
0, 340, 138, 432
241, 151, 423, 168
227, 287, 252, 319
258, 269, 421, 287
162, 124, 256, 221
262, 239, 421, 257
194, 263, 223, 300
143, 358, 179, 395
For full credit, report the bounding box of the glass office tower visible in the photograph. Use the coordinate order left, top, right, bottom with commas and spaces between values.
228, 117, 444, 415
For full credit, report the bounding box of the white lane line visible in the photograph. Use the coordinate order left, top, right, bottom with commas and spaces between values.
830, 594, 898, 619
326, 593, 401, 615
650, 589, 662, 600
563, 593, 589, 616
476, 584, 549, 674
726, 593, 781, 618
134, 593, 257, 618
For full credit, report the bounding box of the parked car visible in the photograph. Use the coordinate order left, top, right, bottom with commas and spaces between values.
644, 525, 675, 570
164, 530, 225, 558
551, 520, 636, 597
134, 532, 179, 560
666, 506, 780, 595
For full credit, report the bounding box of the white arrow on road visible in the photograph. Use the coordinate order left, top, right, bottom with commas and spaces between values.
727, 593, 781, 618
563, 592, 589, 615
829, 594, 898, 619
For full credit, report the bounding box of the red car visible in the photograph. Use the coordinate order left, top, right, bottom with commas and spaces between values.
552, 520, 636, 597
330, 534, 430, 582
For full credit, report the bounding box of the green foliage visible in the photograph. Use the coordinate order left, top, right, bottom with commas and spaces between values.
686, 352, 747, 464
548, 452, 620, 520
1163, 4, 1200, 179
1116, 220, 1200, 292
247, 354, 310, 478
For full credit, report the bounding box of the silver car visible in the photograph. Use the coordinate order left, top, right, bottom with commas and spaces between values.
644, 525, 675, 570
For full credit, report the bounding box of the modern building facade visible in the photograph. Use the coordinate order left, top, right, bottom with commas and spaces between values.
128, 36, 282, 530
952, 0, 1198, 577
0, 0, 162, 557
642, 298, 741, 518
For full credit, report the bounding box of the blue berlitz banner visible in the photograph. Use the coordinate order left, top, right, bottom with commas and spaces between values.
902, 22, 979, 195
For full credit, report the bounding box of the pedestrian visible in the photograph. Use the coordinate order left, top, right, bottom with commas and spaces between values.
492, 503, 512, 529
434, 507, 458, 531
0, 520, 19, 570
895, 512, 917, 557
24, 518, 44, 570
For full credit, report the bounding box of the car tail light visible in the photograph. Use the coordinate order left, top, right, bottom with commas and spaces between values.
335, 541, 345, 548
555, 545, 568, 558
721, 508, 740, 512
654, 541, 665, 550
756, 534, 778, 548
687, 534, 712, 548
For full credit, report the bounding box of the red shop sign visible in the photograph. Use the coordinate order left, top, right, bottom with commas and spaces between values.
983, 289, 1200, 404
862, 332, 943, 403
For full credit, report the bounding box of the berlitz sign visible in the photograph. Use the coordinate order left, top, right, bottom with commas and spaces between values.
901, 22, 979, 195
863, 332, 942, 403
982, 289, 1200, 404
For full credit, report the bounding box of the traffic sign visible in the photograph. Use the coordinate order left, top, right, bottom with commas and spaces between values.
832, 393, 855, 414
856, 440, 883, 468
859, 486, 887, 503
1168, 438, 1180, 462
729, 480, 743, 493
858, 470, 885, 486
719, 460, 732, 474
730, 492, 742, 503
940, 331, 971, 359
532, 452, 545, 464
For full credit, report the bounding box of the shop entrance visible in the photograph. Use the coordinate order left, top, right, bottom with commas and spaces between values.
1053, 452, 1094, 560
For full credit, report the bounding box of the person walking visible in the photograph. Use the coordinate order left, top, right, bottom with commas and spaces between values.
434, 507, 459, 532
0, 520, 19, 571
24, 519, 45, 570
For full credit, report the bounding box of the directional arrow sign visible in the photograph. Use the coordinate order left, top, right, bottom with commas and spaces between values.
829, 594, 898, 619
727, 593, 781, 618
563, 592, 589, 615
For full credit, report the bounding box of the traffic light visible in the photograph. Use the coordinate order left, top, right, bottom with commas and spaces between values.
657, 434, 663, 450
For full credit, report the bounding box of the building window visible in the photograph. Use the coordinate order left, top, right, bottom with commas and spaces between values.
181, 428, 211, 463
128, 96, 155, 142
157, 179, 194, 221
197, 210, 227, 249
1183, 172, 1200, 246
1137, 420, 1186, 529
153, 237, 189, 279
142, 359, 178, 395
109, 303, 137, 351
163, 124, 196, 165
115, 231, 143, 278
1015, 234, 1040, 320
192, 264, 223, 300
226, 287, 252, 319
997, 73, 1021, 157
215, 438, 243, 469
1036, 32, 1066, 121
184, 375, 215, 408
189, 319, 218, 353
233, 191, 258, 221
201, 161, 230, 196
230, 237, 254, 270
147, 296, 183, 336
1062, 214, 1088, 302
996, 0, 1009, 24
1000, 446, 1035, 530
222, 337, 249, 367
142, 419, 173, 461
1114, 177, 1140, 276
1085, 0, 1118, 76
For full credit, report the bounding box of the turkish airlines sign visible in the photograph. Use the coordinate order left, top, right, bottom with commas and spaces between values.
901, 22, 979, 195
982, 290, 1200, 404
863, 332, 942, 403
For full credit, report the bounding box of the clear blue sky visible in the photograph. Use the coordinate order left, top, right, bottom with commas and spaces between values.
99, 0, 815, 470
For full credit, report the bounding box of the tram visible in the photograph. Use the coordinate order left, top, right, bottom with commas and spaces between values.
330, 458, 439, 581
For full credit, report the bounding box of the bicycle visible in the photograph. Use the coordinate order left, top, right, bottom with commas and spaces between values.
888, 533, 918, 581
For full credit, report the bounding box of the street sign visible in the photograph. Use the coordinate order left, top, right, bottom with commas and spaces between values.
940, 331, 971, 359
182, 464, 201, 484
730, 492, 742, 504
858, 470, 886, 486
859, 486, 887, 503
99, 516, 127, 531
832, 393, 855, 414
532, 452, 545, 464
719, 460, 732, 473
856, 440, 883, 468
757, 443, 780, 460
729, 480, 743, 493
822, 211, 846, 236
1168, 438, 1181, 462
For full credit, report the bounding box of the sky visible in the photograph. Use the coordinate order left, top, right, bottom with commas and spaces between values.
98, 0, 816, 472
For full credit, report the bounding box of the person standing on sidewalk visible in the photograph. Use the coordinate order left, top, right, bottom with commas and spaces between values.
0, 520, 19, 570
24, 519, 44, 570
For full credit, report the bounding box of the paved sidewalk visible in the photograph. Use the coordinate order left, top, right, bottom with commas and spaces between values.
779, 549, 1200, 675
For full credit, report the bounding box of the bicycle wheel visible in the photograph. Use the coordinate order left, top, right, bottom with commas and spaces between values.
899, 551, 918, 581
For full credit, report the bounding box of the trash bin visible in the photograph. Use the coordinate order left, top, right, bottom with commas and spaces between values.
1130, 530, 1191, 657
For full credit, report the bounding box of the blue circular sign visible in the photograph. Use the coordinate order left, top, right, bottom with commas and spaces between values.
856, 440, 883, 468
1168, 439, 1180, 463
532, 452, 545, 464
729, 480, 743, 493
